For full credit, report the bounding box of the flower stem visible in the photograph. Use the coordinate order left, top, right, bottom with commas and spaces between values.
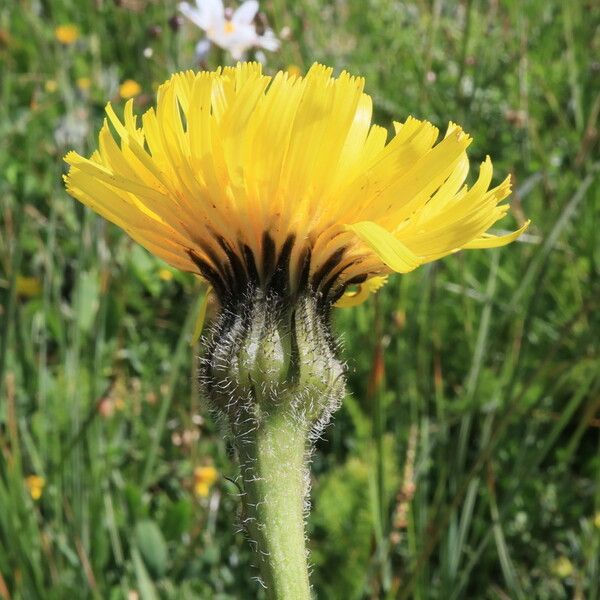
236, 408, 311, 600
202, 290, 345, 596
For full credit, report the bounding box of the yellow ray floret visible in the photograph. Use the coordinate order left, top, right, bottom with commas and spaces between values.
335, 276, 389, 308
64, 62, 529, 306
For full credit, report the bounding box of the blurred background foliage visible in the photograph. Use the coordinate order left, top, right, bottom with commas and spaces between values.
1, 0, 599, 598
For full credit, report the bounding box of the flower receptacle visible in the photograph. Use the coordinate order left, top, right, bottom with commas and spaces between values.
201, 288, 345, 432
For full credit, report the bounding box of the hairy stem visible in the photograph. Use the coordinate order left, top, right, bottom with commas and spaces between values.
201, 289, 346, 596
236, 410, 311, 600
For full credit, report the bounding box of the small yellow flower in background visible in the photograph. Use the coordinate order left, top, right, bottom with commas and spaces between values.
54, 24, 79, 45
594, 512, 600, 528
119, 79, 142, 99
25, 475, 45, 500
194, 465, 218, 497
158, 268, 174, 281
45, 79, 58, 93
551, 556, 574, 578
76, 77, 91, 92
16, 276, 42, 298
286, 64, 301, 78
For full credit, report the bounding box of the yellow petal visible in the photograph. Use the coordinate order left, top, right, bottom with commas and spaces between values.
347, 221, 421, 273
190, 287, 211, 346
194, 482, 210, 497
463, 220, 531, 248
335, 275, 388, 308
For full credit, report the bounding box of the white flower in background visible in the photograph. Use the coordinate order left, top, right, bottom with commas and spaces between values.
54, 108, 89, 150
179, 0, 280, 61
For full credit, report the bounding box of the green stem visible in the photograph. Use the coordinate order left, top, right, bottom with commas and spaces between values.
202, 291, 344, 596
236, 410, 311, 600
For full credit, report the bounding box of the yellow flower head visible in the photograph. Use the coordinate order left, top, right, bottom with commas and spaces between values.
25, 475, 45, 500
77, 77, 92, 92
551, 556, 574, 579
194, 465, 218, 497
64, 63, 528, 308
16, 276, 42, 298
55, 24, 79, 45
158, 267, 174, 281
286, 64, 302, 78
119, 79, 142, 100
45, 79, 58, 93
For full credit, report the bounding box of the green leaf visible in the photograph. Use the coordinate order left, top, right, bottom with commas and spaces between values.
162, 500, 193, 541
128, 245, 161, 297
132, 546, 160, 600
135, 520, 168, 577
76, 269, 100, 333
124, 483, 147, 520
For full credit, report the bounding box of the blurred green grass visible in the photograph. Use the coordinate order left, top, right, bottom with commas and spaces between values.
1, 0, 599, 598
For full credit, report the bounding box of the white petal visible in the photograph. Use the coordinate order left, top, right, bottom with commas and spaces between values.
195, 38, 212, 60
211, 22, 255, 51
232, 0, 259, 24
204, 0, 225, 24
230, 46, 246, 60
256, 29, 280, 51
179, 2, 210, 30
